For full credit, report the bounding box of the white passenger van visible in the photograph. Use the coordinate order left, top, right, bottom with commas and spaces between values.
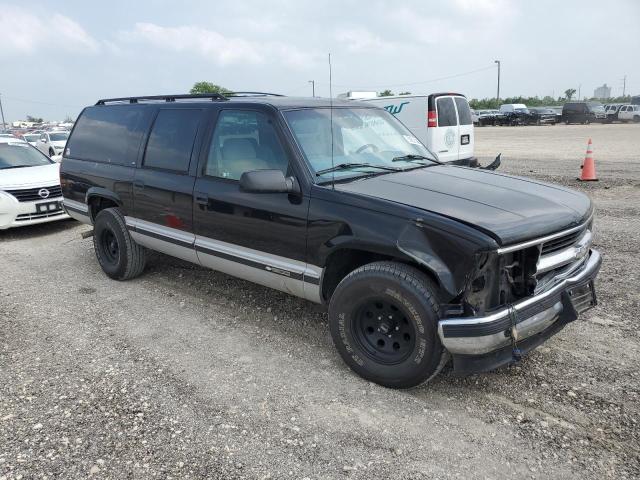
354, 93, 477, 166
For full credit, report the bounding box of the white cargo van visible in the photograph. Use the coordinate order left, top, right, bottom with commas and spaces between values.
360, 93, 477, 166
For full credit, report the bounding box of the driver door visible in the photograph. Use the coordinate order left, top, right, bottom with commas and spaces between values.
192, 108, 318, 300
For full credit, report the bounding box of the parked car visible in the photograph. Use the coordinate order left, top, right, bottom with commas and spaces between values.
562, 102, 606, 124
604, 104, 623, 123
476, 110, 497, 126
361, 93, 477, 166
618, 104, 640, 122
544, 106, 563, 124
528, 107, 557, 125
59, 93, 601, 388
36, 131, 69, 157
21, 132, 42, 146
499, 104, 530, 125
470, 109, 479, 125
0, 137, 68, 229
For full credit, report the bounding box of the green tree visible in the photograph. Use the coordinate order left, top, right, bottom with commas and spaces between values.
189, 82, 233, 95
379, 89, 394, 97
564, 88, 576, 100
26, 115, 44, 123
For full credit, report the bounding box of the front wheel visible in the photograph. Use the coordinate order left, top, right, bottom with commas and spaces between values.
329, 261, 448, 389
93, 207, 146, 280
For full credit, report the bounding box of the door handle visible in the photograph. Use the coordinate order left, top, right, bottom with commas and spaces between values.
194, 192, 209, 205
133, 181, 145, 190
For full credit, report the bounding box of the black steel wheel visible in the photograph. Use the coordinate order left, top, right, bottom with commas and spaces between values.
329, 261, 448, 389
93, 207, 146, 280
352, 298, 416, 365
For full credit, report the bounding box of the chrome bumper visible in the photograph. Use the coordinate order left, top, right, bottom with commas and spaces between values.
438, 249, 601, 356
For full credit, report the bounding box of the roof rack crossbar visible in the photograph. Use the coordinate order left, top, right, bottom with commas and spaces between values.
95, 93, 228, 105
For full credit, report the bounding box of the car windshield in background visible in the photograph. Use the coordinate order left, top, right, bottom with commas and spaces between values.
283, 107, 437, 182
0, 143, 53, 169
23, 134, 40, 142
49, 132, 69, 142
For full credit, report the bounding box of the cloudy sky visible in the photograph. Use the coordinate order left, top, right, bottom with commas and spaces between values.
1, 0, 639, 121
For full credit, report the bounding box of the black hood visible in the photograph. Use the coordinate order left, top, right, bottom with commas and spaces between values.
335, 166, 592, 246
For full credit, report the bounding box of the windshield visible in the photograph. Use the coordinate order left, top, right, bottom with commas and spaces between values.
23, 134, 40, 142
0, 143, 53, 169
283, 107, 437, 182
49, 132, 69, 142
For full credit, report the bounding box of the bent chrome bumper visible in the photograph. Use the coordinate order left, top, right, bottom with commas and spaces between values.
438, 249, 601, 364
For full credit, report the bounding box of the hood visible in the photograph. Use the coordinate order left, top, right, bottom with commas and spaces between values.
335, 166, 592, 246
0, 163, 61, 190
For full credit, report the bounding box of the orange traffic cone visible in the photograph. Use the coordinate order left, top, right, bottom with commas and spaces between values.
579, 138, 598, 181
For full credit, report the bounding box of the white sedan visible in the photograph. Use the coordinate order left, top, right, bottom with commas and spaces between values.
0, 137, 69, 229
36, 131, 69, 158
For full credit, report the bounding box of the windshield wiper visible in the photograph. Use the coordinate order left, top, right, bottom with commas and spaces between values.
392, 154, 441, 165
0, 165, 29, 170
315, 162, 401, 176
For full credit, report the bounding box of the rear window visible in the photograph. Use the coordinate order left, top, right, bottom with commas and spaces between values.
143, 109, 202, 173
454, 97, 472, 125
436, 97, 457, 127
66, 105, 151, 165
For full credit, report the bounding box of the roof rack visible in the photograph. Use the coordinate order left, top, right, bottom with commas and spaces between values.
95, 93, 229, 105
227, 92, 284, 97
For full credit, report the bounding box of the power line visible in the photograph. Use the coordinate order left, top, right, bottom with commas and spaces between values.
2, 95, 83, 109
316, 64, 497, 89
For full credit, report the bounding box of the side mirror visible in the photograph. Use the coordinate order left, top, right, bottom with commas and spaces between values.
239, 169, 299, 194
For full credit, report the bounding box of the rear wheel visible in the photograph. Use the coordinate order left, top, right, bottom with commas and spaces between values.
329, 261, 448, 389
93, 207, 146, 280
634, 116, 640, 123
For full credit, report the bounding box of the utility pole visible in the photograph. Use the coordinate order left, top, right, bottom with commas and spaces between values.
578, 84, 581, 101
0, 93, 6, 131
308, 80, 315, 97
494, 60, 501, 101
622, 75, 627, 96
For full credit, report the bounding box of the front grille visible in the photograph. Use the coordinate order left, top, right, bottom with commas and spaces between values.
541, 229, 584, 255
15, 210, 65, 221
5, 185, 62, 202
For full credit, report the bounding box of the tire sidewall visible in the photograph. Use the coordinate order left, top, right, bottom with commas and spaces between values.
329, 269, 442, 388
93, 209, 129, 279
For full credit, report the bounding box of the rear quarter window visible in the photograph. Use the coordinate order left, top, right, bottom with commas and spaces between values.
66, 105, 152, 165
454, 97, 472, 125
436, 97, 457, 127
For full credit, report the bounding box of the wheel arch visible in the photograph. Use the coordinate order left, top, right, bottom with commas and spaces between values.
86, 187, 123, 223
319, 245, 447, 304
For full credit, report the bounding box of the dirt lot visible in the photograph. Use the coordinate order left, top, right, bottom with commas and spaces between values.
1, 123, 639, 479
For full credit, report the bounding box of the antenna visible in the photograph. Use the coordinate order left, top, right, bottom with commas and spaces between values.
329, 53, 335, 190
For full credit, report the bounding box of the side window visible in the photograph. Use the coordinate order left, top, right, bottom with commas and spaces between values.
436, 97, 457, 127
454, 97, 472, 125
143, 109, 202, 172
205, 110, 288, 180
66, 105, 151, 165
40, 134, 47, 141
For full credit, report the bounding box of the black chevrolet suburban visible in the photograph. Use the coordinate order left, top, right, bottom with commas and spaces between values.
60, 93, 601, 389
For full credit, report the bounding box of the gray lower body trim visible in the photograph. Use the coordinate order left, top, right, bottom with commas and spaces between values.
62, 198, 91, 224
124, 216, 322, 303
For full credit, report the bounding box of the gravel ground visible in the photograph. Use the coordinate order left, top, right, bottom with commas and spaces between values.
1, 123, 639, 479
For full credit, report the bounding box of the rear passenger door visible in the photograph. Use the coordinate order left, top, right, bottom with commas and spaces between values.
192, 108, 315, 300
130, 107, 206, 263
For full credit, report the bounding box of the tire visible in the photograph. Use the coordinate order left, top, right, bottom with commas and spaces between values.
634, 116, 640, 123
328, 261, 448, 389
93, 207, 146, 280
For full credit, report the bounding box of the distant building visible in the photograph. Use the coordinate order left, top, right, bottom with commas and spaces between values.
594, 84, 611, 99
